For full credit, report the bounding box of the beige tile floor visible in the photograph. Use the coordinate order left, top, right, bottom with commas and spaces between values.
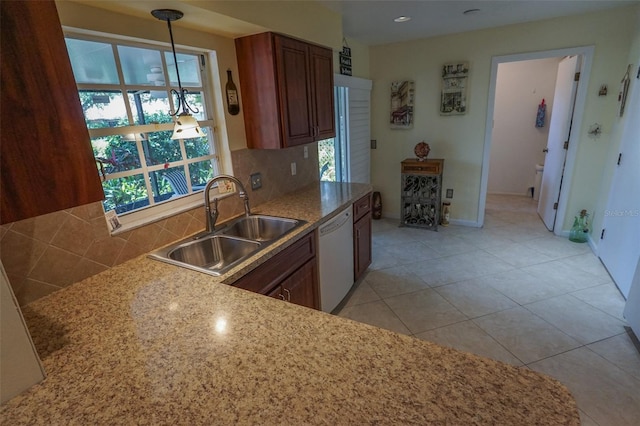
336, 194, 640, 426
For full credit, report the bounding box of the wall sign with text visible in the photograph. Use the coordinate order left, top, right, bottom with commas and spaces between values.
340, 46, 352, 76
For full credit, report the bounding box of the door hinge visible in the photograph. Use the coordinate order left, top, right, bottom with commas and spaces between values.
563, 140, 569, 150
574, 72, 580, 81
553, 202, 558, 210
617, 153, 622, 165
601, 229, 606, 239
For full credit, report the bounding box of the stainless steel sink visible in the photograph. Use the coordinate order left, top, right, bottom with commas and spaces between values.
148, 215, 305, 276
149, 235, 261, 276
220, 215, 300, 242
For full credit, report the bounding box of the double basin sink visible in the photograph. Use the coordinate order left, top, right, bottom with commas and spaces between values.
149, 215, 305, 276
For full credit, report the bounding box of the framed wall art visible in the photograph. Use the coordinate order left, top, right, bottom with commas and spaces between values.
390, 80, 414, 129
440, 62, 469, 116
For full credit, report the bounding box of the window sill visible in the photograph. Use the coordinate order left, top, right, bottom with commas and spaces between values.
109, 189, 235, 236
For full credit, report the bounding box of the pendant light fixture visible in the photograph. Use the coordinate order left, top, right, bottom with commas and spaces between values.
151, 9, 203, 140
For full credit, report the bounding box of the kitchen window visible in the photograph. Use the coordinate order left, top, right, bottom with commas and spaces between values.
65, 34, 223, 230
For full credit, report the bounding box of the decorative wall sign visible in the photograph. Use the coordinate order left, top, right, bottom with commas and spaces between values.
390, 80, 414, 129
339, 45, 352, 76
440, 62, 469, 116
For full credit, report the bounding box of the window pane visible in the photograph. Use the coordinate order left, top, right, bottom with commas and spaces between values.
117, 46, 165, 86
183, 91, 206, 120
92, 135, 141, 174
184, 127, 213, 158
66, 38, 119, 84
80, 91, 129, 129
165, 52, 201, 86
128, 91, 172, 125
143, 131, 182, 166
151, 166, 187, 199
102, 174, 149, 214
189, 160, 215, 188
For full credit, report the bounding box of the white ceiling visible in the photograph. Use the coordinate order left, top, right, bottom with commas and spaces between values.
319, 0, 638, 45
70, 0, 638, 46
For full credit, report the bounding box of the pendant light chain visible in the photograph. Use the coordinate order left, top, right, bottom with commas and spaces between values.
164, 17, 198, 116
151, 8, 203, 139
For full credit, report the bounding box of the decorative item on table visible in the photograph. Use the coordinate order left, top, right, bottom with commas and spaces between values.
414, 141, 430, 161
569, 209, 590, 243
372, 191, 382, 220
390, 80, 415, 129
535, 98, 546, 128
440, 62, 469, 116
441, 202, 451, 226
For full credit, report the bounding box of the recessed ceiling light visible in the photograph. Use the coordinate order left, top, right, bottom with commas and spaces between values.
394, 16, 411, 23
463, 8, 481, 15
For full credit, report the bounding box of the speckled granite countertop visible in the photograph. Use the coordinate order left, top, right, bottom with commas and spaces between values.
1, 182, 579, 425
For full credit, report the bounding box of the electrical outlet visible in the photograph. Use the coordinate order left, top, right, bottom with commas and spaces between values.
291, 162, 297, 176
250, 172, 262, 190
446, 188, 454, 198
303, 146, 308, 159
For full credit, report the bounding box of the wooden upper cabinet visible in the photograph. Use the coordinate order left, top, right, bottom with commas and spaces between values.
0, 0, 104, 224
235, 32, 335, 149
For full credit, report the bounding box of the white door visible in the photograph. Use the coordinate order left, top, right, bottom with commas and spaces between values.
537, 55, 580, 231
599, 63, 640, 298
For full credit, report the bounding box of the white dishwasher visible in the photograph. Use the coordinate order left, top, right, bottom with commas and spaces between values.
319, 205, 355, 313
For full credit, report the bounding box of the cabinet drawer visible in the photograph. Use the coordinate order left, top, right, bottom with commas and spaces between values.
231, 231, 316, 294
401, 159, 443, 175
353, 193, 372, 222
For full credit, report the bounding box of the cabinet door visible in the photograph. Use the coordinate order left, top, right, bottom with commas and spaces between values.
0, 0, 104, 224
267, 285, 285, 301
354, 214, 372, 281
274, 35, 315, 147
282, 259, 318, 309
309, 45, 335, 140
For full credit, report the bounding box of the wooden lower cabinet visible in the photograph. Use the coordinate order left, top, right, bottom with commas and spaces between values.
267, 260, 317, 309
354, 213, 372, 281
353, 193, 372, 281
232, 231, 319, 309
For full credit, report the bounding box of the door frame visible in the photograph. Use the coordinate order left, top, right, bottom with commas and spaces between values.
478, 45, 595, 234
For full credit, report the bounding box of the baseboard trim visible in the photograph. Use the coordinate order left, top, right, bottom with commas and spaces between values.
449, 219, 481, 228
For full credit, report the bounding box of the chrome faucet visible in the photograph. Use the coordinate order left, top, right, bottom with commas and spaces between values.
203, 174, 251, 233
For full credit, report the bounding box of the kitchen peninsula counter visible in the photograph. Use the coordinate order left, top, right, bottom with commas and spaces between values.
1, 182, 579, 425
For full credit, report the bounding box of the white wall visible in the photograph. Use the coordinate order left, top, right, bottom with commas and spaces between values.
488, 58, 560, 195
369, 5, 637, 228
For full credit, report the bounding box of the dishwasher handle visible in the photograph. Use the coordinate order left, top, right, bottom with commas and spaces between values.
319, 210, 352, 236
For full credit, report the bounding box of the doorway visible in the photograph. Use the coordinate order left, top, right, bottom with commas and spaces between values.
479, 46, 595, 234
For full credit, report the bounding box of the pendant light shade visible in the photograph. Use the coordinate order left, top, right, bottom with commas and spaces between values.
151, 9, 203, 140
171, 113, 203, 139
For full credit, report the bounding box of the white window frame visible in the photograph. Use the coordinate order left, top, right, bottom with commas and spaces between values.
64, 30, 234, 234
